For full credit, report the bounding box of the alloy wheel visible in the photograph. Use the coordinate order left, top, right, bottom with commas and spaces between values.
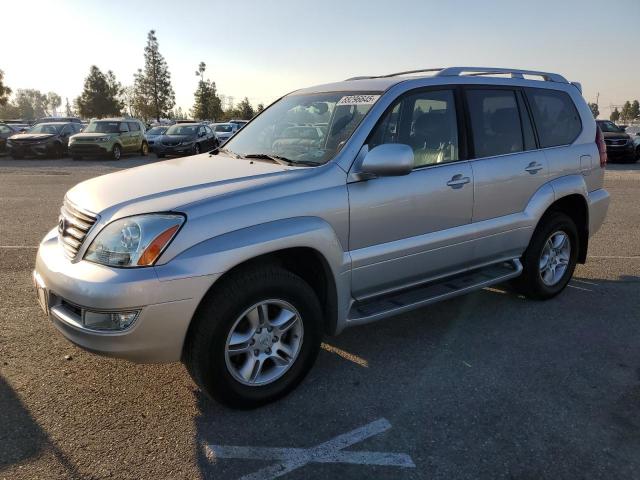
539, 231, 571, 286
224, 299, 304, 386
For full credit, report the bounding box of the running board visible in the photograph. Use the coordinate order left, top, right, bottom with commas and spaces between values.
347, 259, 522, 326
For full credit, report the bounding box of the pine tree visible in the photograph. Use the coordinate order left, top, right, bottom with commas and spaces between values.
620, 101, 632, 123
236, 97, 255, 119
75, 66, 124, 118
0, 69, 11, 106
610, 108, 620, 122
191, 62, 223, 121
138, 30, 175, 121
630, 100, 640, 122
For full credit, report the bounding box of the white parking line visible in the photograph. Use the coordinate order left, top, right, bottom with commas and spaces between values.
204, 418, 415, 480
0, 245, 38, 249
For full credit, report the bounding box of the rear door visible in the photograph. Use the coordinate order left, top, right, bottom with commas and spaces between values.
128, 122, 142, 151
465, 87, 548, 264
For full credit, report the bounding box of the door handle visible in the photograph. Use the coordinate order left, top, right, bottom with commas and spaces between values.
524, 162, 543, 174
446, 174, 470, 189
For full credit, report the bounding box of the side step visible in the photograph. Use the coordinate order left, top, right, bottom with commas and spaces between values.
347, 259, 522, 326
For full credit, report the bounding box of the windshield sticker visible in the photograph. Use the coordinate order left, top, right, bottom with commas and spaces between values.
337, 95, 380, 106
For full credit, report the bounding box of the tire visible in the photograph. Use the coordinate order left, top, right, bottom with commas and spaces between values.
53, 143, 64, 159
140, 141, 149, 156
111, 144, 122, 161
193, 143, 201, 155
184, 264, 323, 408
513, 212, 578, 300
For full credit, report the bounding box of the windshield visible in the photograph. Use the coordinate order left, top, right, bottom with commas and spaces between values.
85, 121, 122, 134
214, 124, 233, 133
27, 124, 61, 134
598, 121, 624, 133
224, 92, 380, 165
147, 126, 167, 135
166, 125, 197, 135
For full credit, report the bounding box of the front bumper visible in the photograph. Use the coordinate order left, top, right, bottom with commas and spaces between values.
68, 143, 111, 157
9, 142, 55, 157
34, 228, 217, 362
154, 143, 195, 156
605, 143, 635, 161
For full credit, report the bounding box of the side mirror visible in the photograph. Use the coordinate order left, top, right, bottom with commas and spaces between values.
360, 144, 414, 178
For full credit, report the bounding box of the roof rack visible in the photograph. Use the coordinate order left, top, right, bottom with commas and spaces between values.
345, 66, 568, 83
436, 67, 568, 83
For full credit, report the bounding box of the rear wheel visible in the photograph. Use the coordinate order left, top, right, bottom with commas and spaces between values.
140, 141, 149, 156
184, 265, 322, 408
513, 212, 578, 300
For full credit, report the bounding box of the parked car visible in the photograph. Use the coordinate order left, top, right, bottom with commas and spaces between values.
34, 67, 609, 408
34, 117, 82, 125
7, 122, 82, 159
272, 125, 325, 158
595, 120, 637, 163
154, 123, 218, 157
7, 123, 31, 133
68, 118, 148, 160
623, 125, 640, 159
229, 119, 249, 129
144, 125, 168, 152
211, 122, 240, 144
0, 123, 20, 155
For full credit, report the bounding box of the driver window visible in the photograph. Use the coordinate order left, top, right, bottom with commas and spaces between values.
368, 89, 459, 168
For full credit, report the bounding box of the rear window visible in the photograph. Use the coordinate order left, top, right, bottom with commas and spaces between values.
466, 89, 524, 158
526, 88, 581, 148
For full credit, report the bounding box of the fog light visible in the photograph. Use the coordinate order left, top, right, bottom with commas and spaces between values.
83, 310, 139, 331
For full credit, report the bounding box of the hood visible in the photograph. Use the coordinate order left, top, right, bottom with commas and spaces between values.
160, 134, 196, 143
602, 131, 630, 140
71, 132, 113, 140
10, 133, 56, 141
65, 152, 306, 216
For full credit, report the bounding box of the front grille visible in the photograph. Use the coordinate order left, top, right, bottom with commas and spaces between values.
162, 141, 180, 146
605, 139, 627, 146
58, 198, 98, 260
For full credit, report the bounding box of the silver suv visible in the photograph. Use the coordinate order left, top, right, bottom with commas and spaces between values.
34, 67, 610, 408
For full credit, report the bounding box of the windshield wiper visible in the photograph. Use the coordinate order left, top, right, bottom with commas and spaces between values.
243, 153, 318, 167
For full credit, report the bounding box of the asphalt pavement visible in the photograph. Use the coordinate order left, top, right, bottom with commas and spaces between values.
1, 154, 639, 479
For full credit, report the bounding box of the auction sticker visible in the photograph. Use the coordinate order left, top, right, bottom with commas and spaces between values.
337, 95, 380, 106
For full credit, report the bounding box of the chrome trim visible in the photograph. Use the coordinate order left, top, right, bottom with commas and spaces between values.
58, 197, 99, 260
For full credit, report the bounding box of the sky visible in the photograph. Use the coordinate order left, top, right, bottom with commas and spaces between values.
2, 0, 639, 117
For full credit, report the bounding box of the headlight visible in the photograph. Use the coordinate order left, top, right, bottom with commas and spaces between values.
84, 214, 185, 267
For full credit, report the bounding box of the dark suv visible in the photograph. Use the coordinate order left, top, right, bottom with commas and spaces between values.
596, 120, 637, 163
7, 122, 82, 159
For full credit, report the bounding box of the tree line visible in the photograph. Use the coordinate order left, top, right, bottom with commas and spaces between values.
588, 100, 639, 123
0, 30, 263, 123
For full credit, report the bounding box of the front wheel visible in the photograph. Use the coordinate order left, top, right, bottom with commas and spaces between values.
193, 143, 201, 155
111, 144, 122, 161
140, 141, 149, 156
184, 265, 322, 408
513, 212, 578, 300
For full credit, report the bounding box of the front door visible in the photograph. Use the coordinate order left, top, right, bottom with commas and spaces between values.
348, 88, 475, 299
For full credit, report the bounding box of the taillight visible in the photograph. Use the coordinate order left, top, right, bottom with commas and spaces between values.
596, 126, 607, 168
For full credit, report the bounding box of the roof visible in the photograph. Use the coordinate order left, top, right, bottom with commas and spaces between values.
295, 66, 574, 95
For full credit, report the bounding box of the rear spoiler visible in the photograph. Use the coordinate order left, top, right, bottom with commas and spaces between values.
570, 81, 583, 94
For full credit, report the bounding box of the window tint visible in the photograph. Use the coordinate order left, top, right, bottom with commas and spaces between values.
527, 88, 581, 147
516, 91, 537, 150
119, 122, 129, 132
466, 89, 523, 158
128, 122, 140, 132
368, 89, 459, 167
